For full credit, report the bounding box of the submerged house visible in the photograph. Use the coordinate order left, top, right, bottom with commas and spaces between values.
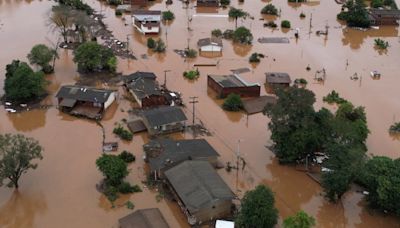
144, 138, 220, 179
197, 37, 223, 53
124, 71, 169, 108
164, 160, 234, 225
369, 9, 400, 26
130, 0, 148, 7
119, 208, 169, 228
141, 106, 187, 135
197, 0, 219, 7
56, 85, 117, 119
132, 10, 161, 35
207, 74, 261, 98
265, 72, 291, 88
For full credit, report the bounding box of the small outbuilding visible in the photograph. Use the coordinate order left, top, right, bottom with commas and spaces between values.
207, 74, 261, 98
118, 208, 169, 228
141, 106, 187, 135
132, 10, 161, 34
130, 0, 148, 7
265, 72, 291, 87
165, 160, 234, 225
197, 0, 219, 7
198, 37, 223, 53
369, 9, 400, 26
144, 138, 220, 179
56, 85, 117, 119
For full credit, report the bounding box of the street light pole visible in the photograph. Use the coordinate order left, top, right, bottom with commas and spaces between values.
163, 70, 171, 89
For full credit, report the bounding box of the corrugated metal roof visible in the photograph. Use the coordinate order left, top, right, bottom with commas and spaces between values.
165, 160, 234, 214
119, 208, 170, 228
55, 85, 114, 103
265, 72, 292, 84
142, 106, 187, 127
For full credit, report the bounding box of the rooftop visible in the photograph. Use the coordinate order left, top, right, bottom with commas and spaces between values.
208, 74, 259, 88
132, 10, 161, 21
126, 77, 162, 100
197, 37, 223, 47
369, 9, 400, 17
55, 85, 114, 103
165, 160, 234, 214
119, 208, 169, 228
142, 106, 187, 127
265, 72, 292, 84
124, 71, 157, 83
144, 138, 220, 171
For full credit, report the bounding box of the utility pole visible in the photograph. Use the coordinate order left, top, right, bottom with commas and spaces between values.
236, 139, 243, 193
189, 96, 198, 126
163, 70, 171, 89
309, 13, 313, 37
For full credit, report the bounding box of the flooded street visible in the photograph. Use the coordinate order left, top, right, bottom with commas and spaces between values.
0, 0, 399, 227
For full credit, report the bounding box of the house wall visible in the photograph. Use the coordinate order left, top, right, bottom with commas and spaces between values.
193, 200, 233, 224
372, 18, 399, 25
207, 76, 224, 98
200, 45, 222, 52
128, 89, 143, 107
132, 17, 160, 34
104, 92, 116, 110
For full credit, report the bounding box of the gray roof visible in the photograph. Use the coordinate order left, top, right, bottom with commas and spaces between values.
197, 37, 223, 48
370, 9, 400, 18
127, 77, 162, 100
124, 71, 157, 83
142, 106, 187, 127
55, 85, 114, 103
119, 208, 169, 228
145, 138, 220, 171
208, 74, 260, 88
165, 160, 234, 214
132, 10, 161, 21
265, 72, 292, 84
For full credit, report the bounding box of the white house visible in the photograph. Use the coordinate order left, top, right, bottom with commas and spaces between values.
197, 37, 223, 53
132, 10, 161, 35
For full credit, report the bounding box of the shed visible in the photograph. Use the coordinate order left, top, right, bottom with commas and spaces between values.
119, 208, 169, 228
165, 160, 234, 225
132, 10, 161, 34
207, 74, 261, 98
265, 72, 291, 85
369, 9, 400, 26
141, 106, 187, 135
198, 37, 223, 53
144, 138, 220, 178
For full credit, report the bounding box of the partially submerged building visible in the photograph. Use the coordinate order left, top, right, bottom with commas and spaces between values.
118, 208, 169, 228
132, 10, 161, 34
207, 74, 261, 98
56, 85, 117, 119
369, 9, 400, 26
197, 37, 223, 53
197, 0, 219, 7
141, 106, 187, 135
265, 72, 291, 87
164, 160, 234, 225
144, 138, 220, 179
130, 0, 148, 7
124, 71, 169, 108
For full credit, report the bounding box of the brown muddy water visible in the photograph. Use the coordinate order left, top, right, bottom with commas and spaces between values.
0, 0, 400, 227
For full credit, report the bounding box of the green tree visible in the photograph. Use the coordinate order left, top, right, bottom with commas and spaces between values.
232, 26, 253, 44
222, 93, 243, 111
211, 29, 222, 37
27, 44, 57, 74
162, 10, 175, 21
220, 0, 230, 6
261, 4, 278, 15
283, 210, 316, 228
228, 7, 248, 28
281, 20, 291, 29
147, 38, 156, 49
4, 61, 47, 103
73, 41, 117, 72
236, 185, 278, 228
337, 0, 370, 28
0, 134, 43, 189
96, 154, 128, 186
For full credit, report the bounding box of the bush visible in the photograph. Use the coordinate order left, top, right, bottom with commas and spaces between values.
222, 93, 243, 111
162, 10, 175, 21
281, 20, 291, 28
249, 53, 260, 63
300, 12, 306, 18
108, 0, 121, 5
389, 122, 400, 133
183, 69, 200, 80
126, 201, 135, 209
232, 26, 253, 44
220, 0, 230, 6
223, 29, 234, 39
264, 21, 278, 28
113, 125, 133, 141
261, 4, 278, 15
147, 38, 156, 49
154, 39, 166, 53
118, 182, 142, 193
211, 29, 223, 37
371, 0, 383, 8
374, 38, 389, 49
115, 10, 122, 16
27, 44, 56, 74
294, 78, 308, 85
323, 90, 347, 105
104, 185, 118, 202
119, 151, 136, 163
185, 49, 197, 58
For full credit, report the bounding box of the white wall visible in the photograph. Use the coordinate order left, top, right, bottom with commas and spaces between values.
104, 92, 116, 110
200, 45, 222, 52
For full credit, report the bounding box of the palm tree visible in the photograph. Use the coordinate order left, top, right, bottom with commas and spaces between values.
228, 7, 248, 29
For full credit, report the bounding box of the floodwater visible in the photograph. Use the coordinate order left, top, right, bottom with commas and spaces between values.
0, 0, 399, 227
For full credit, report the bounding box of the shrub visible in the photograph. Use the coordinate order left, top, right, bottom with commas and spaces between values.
185, 49, 197, 58
371, 0, 383, 8
261, 4, 278, 15
222, 93, 243, 111
118, 182, 142, 193
154, 39, 166, 53
323, 90, 347, 105
126, 201, 135, 209
249, 53, 260, 63
223, 29, 234, 39
300, 12, 306, 18
162, 10, 175, 21
147, 38, 156, 49
113, 125, 133, 141
119, 151, 136, 163
104, 185, 118, 202
389, 122, 400, 133
374, 38, 389, 49
264, 21, 277, 28
27, 44, 56, 74
294, 78, 308, 85
220, 0, 230, 6
115, 10, 122, 16
281, 20, 291, 28
108, 0, 121, 5
183, 69, 200, 80
211, 29, 223, 37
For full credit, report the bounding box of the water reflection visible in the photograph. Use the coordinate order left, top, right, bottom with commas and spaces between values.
0, 191, 47, 228
341, 27, 398, 50
7, 109, 47, 132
